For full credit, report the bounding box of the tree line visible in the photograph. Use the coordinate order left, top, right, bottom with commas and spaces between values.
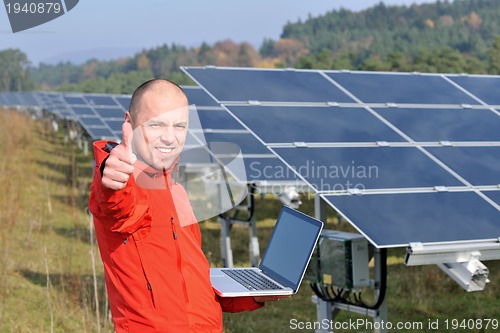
1, 0, 500, 93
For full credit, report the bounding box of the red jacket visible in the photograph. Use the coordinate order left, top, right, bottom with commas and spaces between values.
88, 140, 262, 333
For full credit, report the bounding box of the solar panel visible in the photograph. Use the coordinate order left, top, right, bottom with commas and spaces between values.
447, 75, 500, 105
85, 127, 115, 139
204, 132, 271, 155
115, 96, 131, 110
183, 86, 221, 107
324, 71, 482, 105
184, 67, 355, 103
63, 93, 122, 140
64, 96, 87, 105
93, 107, 125, 118
104, 119, 124, 132
12, 92, 39, 107
79, 117, 106, 127
0, 87, 299, 184
1, 92, 22, 106
192, 109, 244, 130
226, 105, 406, 143
273, 146, 464, 191
183, 66, 500, 248
182, 87, 300, 184
425, 147, 500, 187
485, 191, 500, 205
83, 95, 119, 107
373, 107, 500, 142
322, 191, 500, 247
71, 106, 96, 116
235, 157, 300, 182
43, 92, 75, 120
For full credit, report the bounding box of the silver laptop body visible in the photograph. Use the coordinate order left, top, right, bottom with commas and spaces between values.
210, 206, 324, 297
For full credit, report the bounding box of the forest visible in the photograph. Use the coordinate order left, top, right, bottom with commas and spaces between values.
1, 0, 500, 93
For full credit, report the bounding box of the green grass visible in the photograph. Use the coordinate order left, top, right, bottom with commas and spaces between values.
211, 200, 500, 333
1, 108, 499, 332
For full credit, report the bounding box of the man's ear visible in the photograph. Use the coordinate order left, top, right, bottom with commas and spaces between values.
124, 112, 132, 125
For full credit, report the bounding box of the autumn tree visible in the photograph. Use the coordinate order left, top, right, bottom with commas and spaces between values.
487, 36, 500, 74
0, 49, 34, 91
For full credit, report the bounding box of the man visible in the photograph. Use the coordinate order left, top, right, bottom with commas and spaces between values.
89, 79, 270, 333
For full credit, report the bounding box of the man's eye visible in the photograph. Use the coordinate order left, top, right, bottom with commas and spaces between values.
175, 124, 187, 129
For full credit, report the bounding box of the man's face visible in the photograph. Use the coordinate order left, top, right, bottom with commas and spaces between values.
129, 90, 189, 171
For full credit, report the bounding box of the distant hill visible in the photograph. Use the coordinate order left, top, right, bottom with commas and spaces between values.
40, 47, 143, 65
5, 0, 499, 92
278, 0, 500, 61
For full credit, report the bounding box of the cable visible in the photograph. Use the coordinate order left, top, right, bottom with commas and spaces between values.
360, 248, 387, 310
310, 248, 388, 310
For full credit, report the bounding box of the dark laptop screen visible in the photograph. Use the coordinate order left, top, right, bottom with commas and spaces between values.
259, 206, 323, 289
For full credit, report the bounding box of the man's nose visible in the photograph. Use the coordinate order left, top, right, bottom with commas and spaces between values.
160, 126, 176, 144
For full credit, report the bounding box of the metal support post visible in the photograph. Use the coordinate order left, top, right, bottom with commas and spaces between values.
248, 213, 260, 267
313, 194, 333, 332
219, 216, 234, 268
311, 295, 333, 333
314, 194, 327, 223
373, 247, 388, 333
83, 138, 89, 156
218, 184, 258, 268
312, 195, 388, 333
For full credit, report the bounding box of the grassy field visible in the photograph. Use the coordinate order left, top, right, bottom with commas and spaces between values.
0, 108, 499, 333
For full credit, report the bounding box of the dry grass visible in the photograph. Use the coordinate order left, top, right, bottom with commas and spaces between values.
0, 108, 110, 333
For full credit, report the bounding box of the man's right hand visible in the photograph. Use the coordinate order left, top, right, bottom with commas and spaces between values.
101, 122, 137, 190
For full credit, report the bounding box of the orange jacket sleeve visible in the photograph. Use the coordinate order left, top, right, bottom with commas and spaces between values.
89, 140, 152, 234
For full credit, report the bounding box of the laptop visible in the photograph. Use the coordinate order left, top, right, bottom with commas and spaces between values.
210, 206, 324, 297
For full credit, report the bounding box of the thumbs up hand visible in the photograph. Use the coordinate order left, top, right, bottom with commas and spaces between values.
101, 122, 138, 190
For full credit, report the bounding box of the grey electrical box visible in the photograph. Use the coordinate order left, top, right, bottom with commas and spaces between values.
311, 230, 370, 289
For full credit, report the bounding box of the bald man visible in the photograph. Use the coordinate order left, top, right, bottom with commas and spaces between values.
89, 79, 264, 333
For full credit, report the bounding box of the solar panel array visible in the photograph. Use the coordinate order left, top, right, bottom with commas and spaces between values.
0, 87, 299, 185
0, 90, 122, 139
182, 67, 500, 248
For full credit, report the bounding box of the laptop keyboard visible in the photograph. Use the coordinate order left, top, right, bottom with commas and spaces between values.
222, 269, 284, 291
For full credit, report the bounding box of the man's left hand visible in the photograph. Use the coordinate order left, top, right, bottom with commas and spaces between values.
253, 295, 290, 303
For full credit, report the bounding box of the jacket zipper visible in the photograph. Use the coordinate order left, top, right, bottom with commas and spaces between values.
132, 234, 158, 309
171, 216, 189, 302
147, 281, 156, 308
163, 167, 189, 303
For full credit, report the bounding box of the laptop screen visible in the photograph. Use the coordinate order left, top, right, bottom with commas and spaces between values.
259, 206, 323, 290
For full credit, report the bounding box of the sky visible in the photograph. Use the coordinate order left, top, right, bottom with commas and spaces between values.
1, 0, 438, 65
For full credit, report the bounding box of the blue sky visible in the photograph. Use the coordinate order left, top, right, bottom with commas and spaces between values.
1, 0, 437, 65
